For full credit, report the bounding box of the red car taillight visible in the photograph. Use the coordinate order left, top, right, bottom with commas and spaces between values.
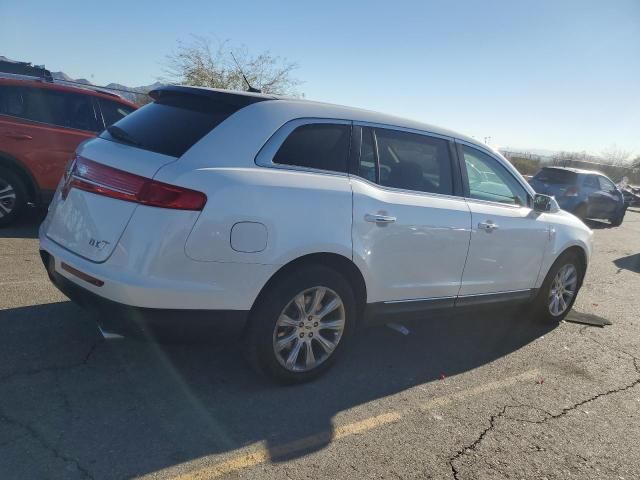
67, 157, 207, 211
564, 186, 579, 197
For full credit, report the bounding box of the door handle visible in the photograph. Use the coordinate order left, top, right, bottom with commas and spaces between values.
365, 213, 396, 224
4, 132, 33, 140
478, 221, 499, 232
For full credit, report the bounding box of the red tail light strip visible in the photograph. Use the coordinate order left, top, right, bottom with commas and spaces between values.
67, 157, 207, 211
61, 262, 104, 287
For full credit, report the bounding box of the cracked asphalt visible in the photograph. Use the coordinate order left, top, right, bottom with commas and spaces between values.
1, 208, 639, 480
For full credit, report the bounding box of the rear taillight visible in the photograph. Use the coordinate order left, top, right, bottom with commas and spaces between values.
564, 186, 579, 197
67, 157, 207, 210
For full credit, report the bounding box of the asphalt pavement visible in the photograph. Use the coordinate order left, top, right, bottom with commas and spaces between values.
1, 208, 639, 479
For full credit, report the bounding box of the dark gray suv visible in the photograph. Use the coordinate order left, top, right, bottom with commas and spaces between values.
529, 167, 626, 226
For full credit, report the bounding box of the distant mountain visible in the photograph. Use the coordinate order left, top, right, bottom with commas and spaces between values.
50, 71, 163, 102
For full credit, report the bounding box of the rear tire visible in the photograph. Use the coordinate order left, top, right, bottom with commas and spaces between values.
532, 250, 584, 324
244, 265, 357, 384
0, 167, 27, 227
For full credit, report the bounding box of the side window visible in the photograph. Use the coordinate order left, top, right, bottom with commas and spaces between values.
358, 127, 377, 182
462, 145, 529, 206
374, 128, 453, 195
15, 88, 98, 132
98, 99, 134, 128
598, 176, 616, 192
273, 123, 350, 173
0, 86, 26, 117
582, 175, 599, 188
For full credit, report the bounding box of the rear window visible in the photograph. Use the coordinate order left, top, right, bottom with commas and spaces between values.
533, 168, 577, 185
99, 92, 246, 158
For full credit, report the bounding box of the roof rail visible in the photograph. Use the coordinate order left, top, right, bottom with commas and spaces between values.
0, 59, 53, 81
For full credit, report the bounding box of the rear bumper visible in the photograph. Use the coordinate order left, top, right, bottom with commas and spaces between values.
40, 250, 249, 339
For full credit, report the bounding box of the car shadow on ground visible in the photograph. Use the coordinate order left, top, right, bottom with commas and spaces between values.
0, 207, 45, 239
584, 219, 612, 230
614, 253, 640, 274
0, 300, 554, 479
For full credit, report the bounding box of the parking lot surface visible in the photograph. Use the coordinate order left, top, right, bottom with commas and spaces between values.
1, 209, 639, 480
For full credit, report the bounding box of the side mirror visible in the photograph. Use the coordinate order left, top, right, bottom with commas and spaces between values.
533, 193, 559, 213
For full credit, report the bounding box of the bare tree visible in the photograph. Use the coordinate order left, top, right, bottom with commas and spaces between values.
164, 36, 301, 95
600, 145, 633, 166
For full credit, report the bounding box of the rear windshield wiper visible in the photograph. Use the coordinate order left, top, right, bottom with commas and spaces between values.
106, 125, 143, 148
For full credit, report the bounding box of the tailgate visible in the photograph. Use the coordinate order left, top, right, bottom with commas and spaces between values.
45, 138, 176, 262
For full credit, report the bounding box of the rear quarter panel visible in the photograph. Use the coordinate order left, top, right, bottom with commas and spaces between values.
176, 167, 353, 266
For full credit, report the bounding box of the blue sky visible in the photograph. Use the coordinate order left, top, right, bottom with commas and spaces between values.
2, 0, 638, 155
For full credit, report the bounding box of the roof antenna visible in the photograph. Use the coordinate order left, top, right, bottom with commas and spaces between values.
230, 52, 261, 93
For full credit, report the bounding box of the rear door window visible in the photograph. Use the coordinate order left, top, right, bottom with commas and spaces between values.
374, 128, 453, 195
97, 99, 134, 128
273, 123, 351, 173
582, 175, 599, 188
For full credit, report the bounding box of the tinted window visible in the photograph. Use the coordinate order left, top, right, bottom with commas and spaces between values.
375, 128, 452, 195
463, 146, 529, 206
98, 99, 134, 128
0, 86, 98, 131
358, 128, 377, 182
598, 176, 616, 192
582, 175, 599, 188
273, 124, 350, 173
100, 92, 243, 158
534, 168, 577, 185
0, 86, 25, 117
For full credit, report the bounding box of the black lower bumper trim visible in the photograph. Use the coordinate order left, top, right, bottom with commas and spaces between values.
40, 250, 249, 340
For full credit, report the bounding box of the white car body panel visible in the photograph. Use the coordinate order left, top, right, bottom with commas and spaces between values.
39, 87, 593, 319
458, 201, 550, 295
351, 177, 471, 302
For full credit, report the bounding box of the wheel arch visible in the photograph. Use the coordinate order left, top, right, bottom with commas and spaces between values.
0, 151, 40, 204
251, 252, 368, 321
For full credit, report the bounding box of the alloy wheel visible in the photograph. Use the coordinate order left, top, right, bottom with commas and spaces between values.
0, 179, 16, 218
272, 286, 346, 372
548, 264, 578, 316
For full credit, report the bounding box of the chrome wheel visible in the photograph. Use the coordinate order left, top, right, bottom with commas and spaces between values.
548, 264, 578, 316
0, 180, 16, 218
273, 286, 346, 372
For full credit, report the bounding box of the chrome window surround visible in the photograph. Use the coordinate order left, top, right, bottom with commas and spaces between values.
255, 117, 468, 202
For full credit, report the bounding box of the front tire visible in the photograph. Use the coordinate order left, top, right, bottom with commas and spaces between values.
245, 265, 356, 384
533, 251, 584, 323
0, 167, 27, 227
610, 207, 626, 227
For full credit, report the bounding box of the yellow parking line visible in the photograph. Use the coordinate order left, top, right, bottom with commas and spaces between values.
169, 369, 540, 480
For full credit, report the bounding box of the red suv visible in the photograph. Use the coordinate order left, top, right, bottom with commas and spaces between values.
0, 76, 137, 225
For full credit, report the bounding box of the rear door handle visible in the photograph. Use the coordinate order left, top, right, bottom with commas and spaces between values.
478, 221, 499, 232
365, 213, 396, 224
4, 132, 33, 140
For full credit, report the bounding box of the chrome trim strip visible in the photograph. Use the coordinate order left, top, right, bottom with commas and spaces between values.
349, 175, 468, 203
458, 289, 533, 298
353, 120, 454, 141
384, 296, 456, 304
382, 289, 533, 304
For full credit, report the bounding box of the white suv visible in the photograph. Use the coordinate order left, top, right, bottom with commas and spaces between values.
39, 86, 593, 383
